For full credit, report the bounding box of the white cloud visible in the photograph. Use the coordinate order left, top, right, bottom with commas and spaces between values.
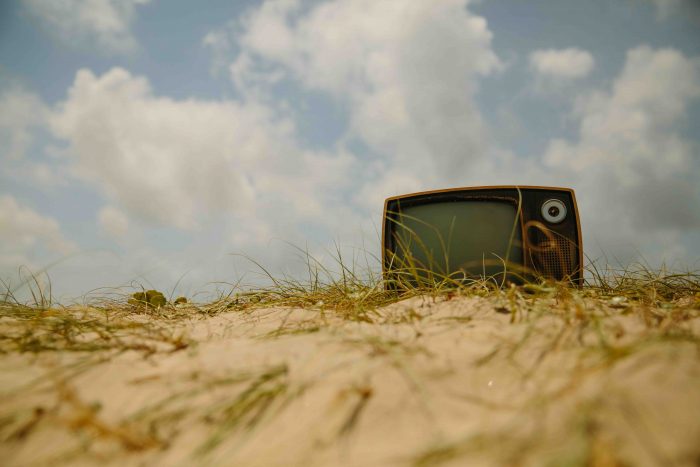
0, 195, 76, 276
98, 205, 129, 238
543, 46, 700, 262
231, 0, 501, 185
0, 88, 47, 160
49, 67, 361, 247
51, 68, 257, 230
23, 0, 150, 54
529, 48, 595, 80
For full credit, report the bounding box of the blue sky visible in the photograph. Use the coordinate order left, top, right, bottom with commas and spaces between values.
1, 0, 699, 299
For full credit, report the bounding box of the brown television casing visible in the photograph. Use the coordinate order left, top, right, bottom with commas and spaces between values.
382, 185, 584, 286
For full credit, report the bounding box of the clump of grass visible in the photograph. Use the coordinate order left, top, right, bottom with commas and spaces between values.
586, 260, 700, 303
0, 280, 195, 355
0, 301, 192, 355
217, 246, 401, 319
2, 245, 698, 359
209, 239, 542, 324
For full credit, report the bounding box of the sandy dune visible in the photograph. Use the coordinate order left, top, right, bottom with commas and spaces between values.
1, 294, 699, 466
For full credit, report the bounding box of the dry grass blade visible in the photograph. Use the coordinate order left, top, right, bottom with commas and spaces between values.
56, 381, 162, 451
195, 364, 290, 456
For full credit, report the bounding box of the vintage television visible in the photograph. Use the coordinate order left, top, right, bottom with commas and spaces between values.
382, 186, 583, 287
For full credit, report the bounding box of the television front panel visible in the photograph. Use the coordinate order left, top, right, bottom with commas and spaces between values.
382, 186, 583, 287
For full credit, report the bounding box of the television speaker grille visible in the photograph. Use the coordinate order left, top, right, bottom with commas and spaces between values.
533, 230, 576, 281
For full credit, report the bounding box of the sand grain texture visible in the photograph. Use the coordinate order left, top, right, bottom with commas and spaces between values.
1, 294, 699, 466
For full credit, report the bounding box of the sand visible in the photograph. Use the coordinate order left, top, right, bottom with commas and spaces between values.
1, 294, 699, 466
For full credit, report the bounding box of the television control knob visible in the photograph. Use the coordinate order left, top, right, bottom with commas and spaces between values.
541, 199, 567, 224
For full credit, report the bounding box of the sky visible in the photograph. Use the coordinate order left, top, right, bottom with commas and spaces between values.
1, 0, 700, 300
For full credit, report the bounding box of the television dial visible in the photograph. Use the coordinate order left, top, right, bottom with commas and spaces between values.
541, 199, 567, 224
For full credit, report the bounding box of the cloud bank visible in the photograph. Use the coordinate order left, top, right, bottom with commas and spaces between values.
3, 0, 700, 295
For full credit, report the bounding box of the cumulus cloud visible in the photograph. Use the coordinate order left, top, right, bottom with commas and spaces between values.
23, 0, 150, 54
49, 67, 360, 248
0, 88, 47, 160
543, 46, 700, 262
232, 0, 501, 188
0, 195, 76, 275
529, 48, 595, 80
51, 68, 258, 229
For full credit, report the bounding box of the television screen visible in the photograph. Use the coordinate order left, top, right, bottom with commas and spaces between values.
391, 200, 523, 280
383, 186, 583, 287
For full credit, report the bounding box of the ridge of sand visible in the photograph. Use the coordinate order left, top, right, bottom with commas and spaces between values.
1, 295, 699, 466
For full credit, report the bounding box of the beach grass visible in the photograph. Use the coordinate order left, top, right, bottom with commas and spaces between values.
0, 255, 699, 466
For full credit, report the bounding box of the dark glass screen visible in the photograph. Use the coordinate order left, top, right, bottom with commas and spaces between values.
391, 200, 523, 279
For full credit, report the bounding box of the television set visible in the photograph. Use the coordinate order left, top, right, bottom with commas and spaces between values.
382, 186, 583, 287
